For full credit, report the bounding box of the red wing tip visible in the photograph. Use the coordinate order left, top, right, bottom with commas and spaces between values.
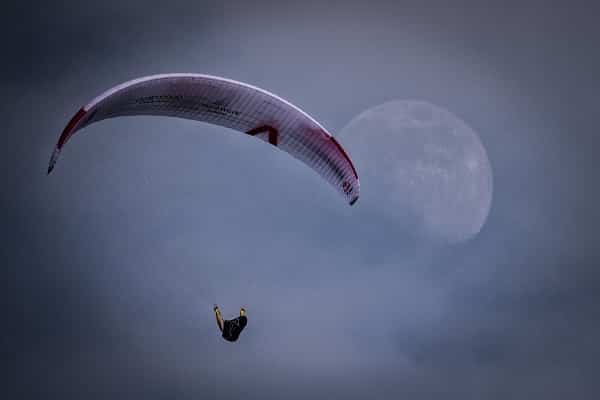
329, 136, 358, 179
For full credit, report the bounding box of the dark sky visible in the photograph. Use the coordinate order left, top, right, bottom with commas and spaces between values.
3, 1, 599, 399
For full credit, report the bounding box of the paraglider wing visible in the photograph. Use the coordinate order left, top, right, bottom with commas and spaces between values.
48, 74, 359, 205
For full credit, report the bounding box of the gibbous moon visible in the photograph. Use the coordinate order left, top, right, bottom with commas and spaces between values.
340, 100, 493, 243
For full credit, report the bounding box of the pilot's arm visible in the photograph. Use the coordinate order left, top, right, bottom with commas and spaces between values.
214, 305, 224, 332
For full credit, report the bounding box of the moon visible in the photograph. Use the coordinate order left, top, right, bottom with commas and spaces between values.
340, 100, 493, 243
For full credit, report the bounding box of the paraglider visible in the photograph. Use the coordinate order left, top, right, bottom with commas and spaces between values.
47, 73, 359, 205
47, 74, 361, 342
214, 305, 247, 342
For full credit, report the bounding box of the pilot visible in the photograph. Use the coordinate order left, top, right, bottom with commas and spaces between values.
214, 305, 247, 342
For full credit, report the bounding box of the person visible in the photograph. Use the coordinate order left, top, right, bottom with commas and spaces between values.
214, 305, 247, 342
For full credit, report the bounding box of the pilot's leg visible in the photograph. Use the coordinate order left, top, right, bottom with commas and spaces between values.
214, 305, 224, 332
239, 307, 246, 317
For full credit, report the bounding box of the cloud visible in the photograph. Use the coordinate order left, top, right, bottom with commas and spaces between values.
4, 1, 600, 399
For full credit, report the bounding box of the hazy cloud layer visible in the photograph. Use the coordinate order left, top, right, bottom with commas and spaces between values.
3, 1, 599, 399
